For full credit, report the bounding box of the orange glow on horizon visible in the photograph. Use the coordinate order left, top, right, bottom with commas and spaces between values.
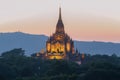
0, 15, 120, 43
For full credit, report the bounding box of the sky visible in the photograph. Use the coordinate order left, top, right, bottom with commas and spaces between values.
0, 0, 120, 43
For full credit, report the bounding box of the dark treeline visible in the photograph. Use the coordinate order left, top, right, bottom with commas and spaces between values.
0, 48, 120, 80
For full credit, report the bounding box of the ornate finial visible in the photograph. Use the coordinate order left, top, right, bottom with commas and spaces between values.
59, 7, 62, 20
58, 0, 62, 20
56, 0, 64, 33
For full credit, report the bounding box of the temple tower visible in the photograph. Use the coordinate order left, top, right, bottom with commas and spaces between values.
46, 7, 75, 60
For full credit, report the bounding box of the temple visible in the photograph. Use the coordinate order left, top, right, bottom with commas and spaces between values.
33, 7, 84, 63
46, 7, 75, 59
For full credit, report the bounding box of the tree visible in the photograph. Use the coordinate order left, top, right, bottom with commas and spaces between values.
1, 48, 25, 58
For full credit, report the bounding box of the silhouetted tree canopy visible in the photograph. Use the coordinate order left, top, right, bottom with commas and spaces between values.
1, 48, 25, 58
0, 48, 120, 80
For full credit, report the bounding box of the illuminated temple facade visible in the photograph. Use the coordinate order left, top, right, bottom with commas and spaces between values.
46, 8, 75, 59
34, 7, 84, 62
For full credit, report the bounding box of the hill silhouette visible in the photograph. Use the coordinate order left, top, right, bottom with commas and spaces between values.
0, 32, 120, 56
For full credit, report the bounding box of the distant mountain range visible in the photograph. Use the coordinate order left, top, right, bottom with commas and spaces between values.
0, 32, 120, 56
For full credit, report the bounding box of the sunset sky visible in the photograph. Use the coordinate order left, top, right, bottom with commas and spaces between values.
0, 0, 120, 43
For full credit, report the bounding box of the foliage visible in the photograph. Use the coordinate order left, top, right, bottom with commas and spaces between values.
0, 48, 120, 80
1, 48, 25, 58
